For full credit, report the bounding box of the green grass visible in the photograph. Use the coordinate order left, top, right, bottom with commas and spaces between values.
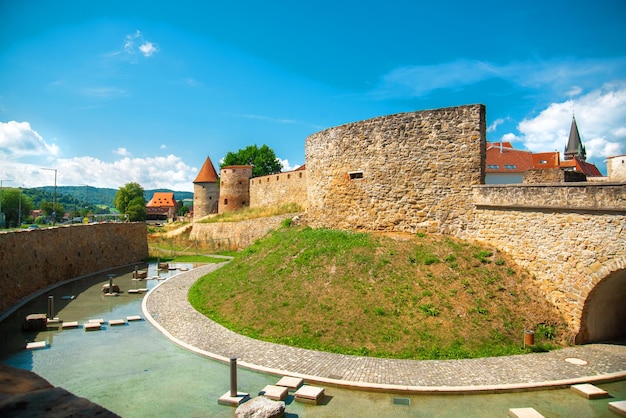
188, 226, 567, 360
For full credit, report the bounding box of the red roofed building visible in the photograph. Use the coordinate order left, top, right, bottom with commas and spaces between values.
486, 116, 603, 183
485, 142, 536, 184
146, 192, 177, 222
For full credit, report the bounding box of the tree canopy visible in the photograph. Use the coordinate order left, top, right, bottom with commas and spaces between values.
0, 188, 33, 227
220, 144, 282, 178
114, 182, 146, 221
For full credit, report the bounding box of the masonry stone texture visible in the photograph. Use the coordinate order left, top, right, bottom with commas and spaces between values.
0, 223, 147, 315
305, 105, 486, 235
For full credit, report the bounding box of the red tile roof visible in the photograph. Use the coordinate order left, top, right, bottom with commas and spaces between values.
486, 144, 533, 173
146, 192, 176, 208
193, 156, 219, 183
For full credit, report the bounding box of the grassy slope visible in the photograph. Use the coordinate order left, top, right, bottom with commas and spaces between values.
189, 226, 566, 360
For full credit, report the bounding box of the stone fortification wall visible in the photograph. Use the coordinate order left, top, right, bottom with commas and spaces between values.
249, 169, 307, 209
0, 223, 148, 315
189, 214, 298, 250
193, 182, 219, 219
305, 104, 485, 235
219, 165, 252, 214
467, 183, 626, 341
472, 183, 626, 212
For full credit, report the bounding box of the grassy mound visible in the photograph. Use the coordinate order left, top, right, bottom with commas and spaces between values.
189, 226, 566, 359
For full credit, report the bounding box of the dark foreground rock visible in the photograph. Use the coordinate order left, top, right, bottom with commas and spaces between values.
0, 363, 119, 418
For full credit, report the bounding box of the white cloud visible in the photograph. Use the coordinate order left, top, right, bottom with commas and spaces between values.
500, 82, 626, 160
374, 57, 626, 99
1, 154, 198, 192
0, 121, 59, 160
487, 117, 508, 133
279, 159, 302, 172
160, 144, 167, 150
123, 30, 158, 59
139, 42, 158, 57
114, 147, 131, 157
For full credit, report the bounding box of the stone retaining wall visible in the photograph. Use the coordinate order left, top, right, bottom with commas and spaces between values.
189, 213, 298, 250
0, 223, 148, 315
466, 197, 626, 340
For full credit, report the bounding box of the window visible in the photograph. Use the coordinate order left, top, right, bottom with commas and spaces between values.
487, 164, 499, 169
504, 165, 516, 170
539, 160, 547, 164
224, 199, 228, 205
348, 171, 364, 179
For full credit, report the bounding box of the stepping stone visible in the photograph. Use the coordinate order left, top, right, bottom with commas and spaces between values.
84, 322, 101, 331
217, 391, 250, 406
62, 321, 79, 329
126, 315, 143, 321
276, 376, 304, 391
26, 341, 47, 350
128, 289, 140, 294
571, 383, 610, 399
108, 319, 126, 326
88, 318, 104, 324
294, 385, 325, 405
46, 318, 61, 324
508, 407, 545, 418
609, 400, 626, 417
259, 385, 288, 401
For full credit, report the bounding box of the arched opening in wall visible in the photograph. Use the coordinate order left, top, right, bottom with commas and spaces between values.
576, 268, 626, 344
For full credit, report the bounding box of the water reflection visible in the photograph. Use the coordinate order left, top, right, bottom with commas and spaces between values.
1, 263, 625, 417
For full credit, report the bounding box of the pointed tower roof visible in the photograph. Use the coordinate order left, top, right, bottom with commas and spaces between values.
564, 116, 586, 161
193, 156, 219, 183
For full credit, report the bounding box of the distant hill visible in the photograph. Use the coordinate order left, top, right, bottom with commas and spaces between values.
29, 186, 193, 208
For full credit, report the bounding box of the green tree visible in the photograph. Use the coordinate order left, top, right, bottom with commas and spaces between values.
40, 200, 64, 223
1, 188, 33, 227
114, 182, 146, 222
220, 144, 283, 177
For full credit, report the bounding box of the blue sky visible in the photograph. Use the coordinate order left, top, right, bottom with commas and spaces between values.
1, 1, 625, 192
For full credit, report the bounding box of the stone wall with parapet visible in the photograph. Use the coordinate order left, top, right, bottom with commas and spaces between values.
0, 223, 148, 315
189, 213, 300, 250
472, 183, 626, 212
249, 169, 307, 209
466, 183, 626, 341
305, 104, 485, 235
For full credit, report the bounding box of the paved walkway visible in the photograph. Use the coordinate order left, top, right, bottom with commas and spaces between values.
143, 263, 626, 393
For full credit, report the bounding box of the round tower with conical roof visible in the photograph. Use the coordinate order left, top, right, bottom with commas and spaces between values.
193, 156, 219, 220
219, 165, 252, 214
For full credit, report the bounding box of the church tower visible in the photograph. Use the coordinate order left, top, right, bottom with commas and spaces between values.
193, 156, 219, 220
564, 116, 587, 161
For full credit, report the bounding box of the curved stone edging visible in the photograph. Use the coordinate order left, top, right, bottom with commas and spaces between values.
142, 263, 626, 394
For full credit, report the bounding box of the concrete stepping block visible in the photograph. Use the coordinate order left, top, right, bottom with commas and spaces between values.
260, 384, 288, 401
126, 315, 143, 321
508, 407, 545, 418
88, 318, 104, 324
108, 319, 126, 326
609, 400, 626, 417
61, 321, 79, 329
276, 376, 304, 391
294, 385, 325, 405
128, 289, 140, 294
217, 391, 250, 406
84, 322, 102, 331
26, 341, 47, 350
571, 383, 610, 399
46, 318, 61, 324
